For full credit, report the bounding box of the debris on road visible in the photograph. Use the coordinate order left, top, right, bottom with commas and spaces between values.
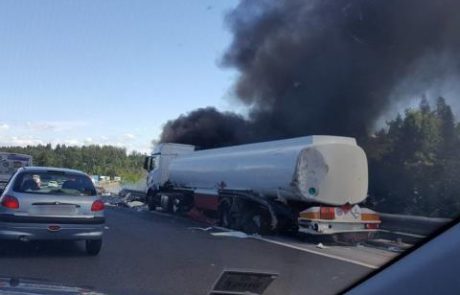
188, 227, 213, 231
211, 231, 249, 239
316, 243, 327, 249
126, 201, 144, 208
387, 246, 404, 253
186, 207, 217, 225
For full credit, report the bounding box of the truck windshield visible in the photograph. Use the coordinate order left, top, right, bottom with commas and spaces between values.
153, 157, 159, 170
13, 171, 97, 196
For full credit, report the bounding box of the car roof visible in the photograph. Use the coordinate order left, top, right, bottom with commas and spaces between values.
21, 166, 88, 176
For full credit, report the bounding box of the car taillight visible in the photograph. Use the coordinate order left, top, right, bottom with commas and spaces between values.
320, 207, 335, 220
91, 200, 105, 212
1, 195, 19, 209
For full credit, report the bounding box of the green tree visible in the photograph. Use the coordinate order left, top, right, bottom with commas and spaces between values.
367, 97, 460, 217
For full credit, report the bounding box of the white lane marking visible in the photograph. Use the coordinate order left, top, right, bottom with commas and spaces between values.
213, 226, 378, 269
254, 236, 379, 269
151, 214, 379, 269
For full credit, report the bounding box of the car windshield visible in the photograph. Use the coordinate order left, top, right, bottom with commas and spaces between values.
13, 171, 96, 196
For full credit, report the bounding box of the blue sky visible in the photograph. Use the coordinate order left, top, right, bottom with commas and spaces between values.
0, 0, 240, 154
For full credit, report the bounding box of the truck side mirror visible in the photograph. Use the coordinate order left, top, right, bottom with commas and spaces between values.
143, 157, 151, 171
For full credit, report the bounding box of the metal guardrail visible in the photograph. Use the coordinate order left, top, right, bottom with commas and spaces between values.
379, 213, 451, 236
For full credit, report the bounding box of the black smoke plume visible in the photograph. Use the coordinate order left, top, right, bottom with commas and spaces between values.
161, 0, 460, 148
160, 107, 249, 149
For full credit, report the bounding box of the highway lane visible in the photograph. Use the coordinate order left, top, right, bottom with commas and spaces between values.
0, 208, 377, 295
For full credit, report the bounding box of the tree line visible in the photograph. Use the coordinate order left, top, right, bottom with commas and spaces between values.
363, 97, 460, 218
0, 145, 146, 184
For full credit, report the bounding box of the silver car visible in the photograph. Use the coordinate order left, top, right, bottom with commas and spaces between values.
0, 167, 105, 255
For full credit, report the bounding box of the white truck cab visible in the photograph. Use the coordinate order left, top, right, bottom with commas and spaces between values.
143, 143, 195, 191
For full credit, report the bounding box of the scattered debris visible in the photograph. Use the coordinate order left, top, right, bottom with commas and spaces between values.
188, 227, 213, 231
211, 231, 249, 239
187, 207, 217, 225
126, 201, 144, 208
316, 243, 327, 249
135, 205, 148, 212
387, 246, 403, 253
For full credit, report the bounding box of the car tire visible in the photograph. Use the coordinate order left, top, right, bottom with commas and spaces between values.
86, 239, 102, 255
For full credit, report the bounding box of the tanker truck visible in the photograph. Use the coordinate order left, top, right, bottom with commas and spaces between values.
143, 136, 380, 236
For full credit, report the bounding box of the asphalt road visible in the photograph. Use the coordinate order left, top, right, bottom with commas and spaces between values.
0, 208, 377, 295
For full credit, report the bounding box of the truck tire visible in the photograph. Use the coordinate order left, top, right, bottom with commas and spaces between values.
86, 239, 102, 255
241, 207, 271, 235
172, 198, 181, 215
160, 194, 174, 213
146, 192, 156, 211
218, 199, 235, 229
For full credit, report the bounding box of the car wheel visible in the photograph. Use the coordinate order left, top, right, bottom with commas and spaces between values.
86, 239, 102, 255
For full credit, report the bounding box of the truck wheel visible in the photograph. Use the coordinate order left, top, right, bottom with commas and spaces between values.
86, 239, 102, 256
160, 195, 174, 213
219, 199, 235, 229
172, 198, 181, 215
146, 193, 156, 211
242, 208, 271, 235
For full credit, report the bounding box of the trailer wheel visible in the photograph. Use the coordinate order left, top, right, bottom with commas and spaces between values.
172, 197, 183, 215
160, 194, 174, 213
146, 191, 156, 211
242, 207, 271, 235
218, 199, 235, 229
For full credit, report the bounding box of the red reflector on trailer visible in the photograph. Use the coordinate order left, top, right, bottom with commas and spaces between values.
365, 223, 379, 229
320, 207, 335, 220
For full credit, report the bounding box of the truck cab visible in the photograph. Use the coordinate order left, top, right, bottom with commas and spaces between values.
143, 143, 195, 192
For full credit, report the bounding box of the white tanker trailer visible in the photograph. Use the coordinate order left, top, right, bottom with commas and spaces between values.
144, 136, 380, 235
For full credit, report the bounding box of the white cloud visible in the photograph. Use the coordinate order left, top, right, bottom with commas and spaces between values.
122, 133, 136, 140
0, 136, 45, 147
0, 132, 150, 154
25, 121, 88, 132
0, 123, 10, 131
63, 139, 82, 146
